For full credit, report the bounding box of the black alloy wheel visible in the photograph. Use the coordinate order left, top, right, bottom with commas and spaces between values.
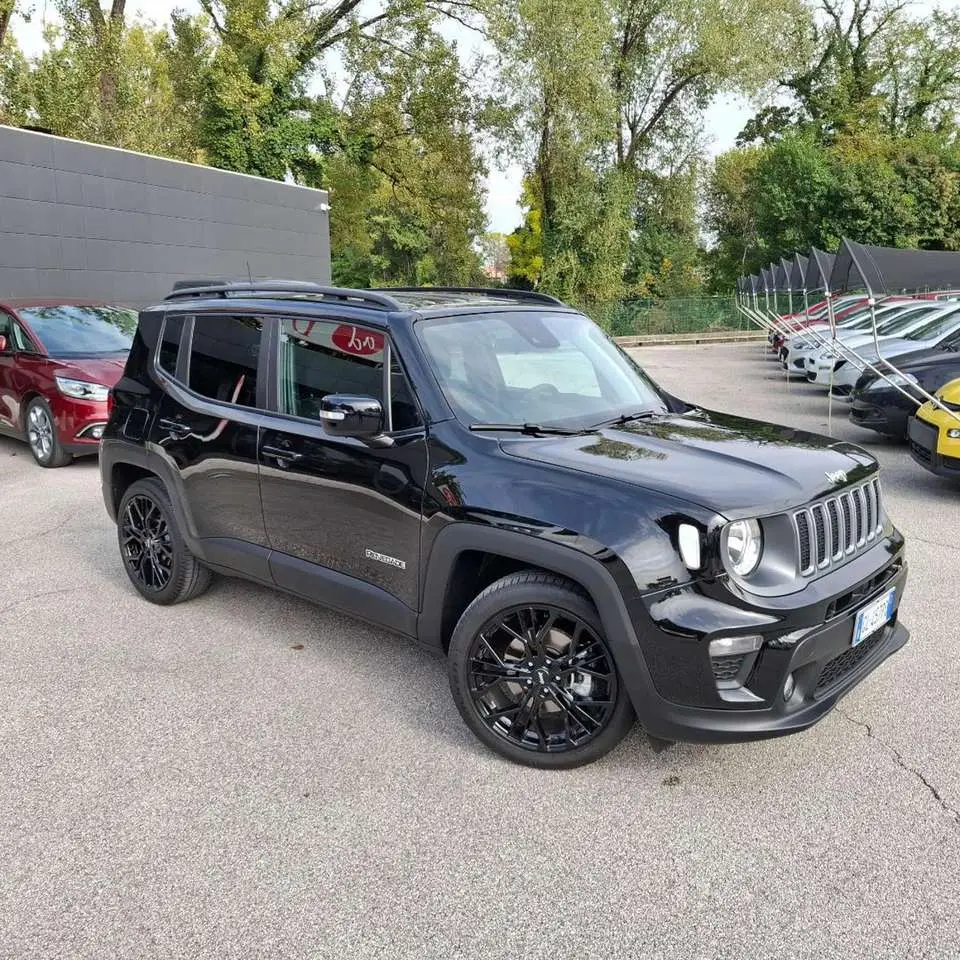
116, 478, 212, 605
469, 604, 618, 751
448, 571, 634, 768
120, 494, 174, 592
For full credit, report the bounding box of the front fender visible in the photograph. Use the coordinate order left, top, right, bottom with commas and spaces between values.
417, 521, 666, 726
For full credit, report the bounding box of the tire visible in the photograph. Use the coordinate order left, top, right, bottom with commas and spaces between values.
25, 397, 72, 468
447, 570, 635, 769
117, 477, 212, 605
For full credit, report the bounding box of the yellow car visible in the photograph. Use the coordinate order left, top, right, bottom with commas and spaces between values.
908, 376, 960, 477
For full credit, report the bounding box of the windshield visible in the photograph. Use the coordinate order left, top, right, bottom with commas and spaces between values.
873, 305, 940, 334
416, 311, 669, 428
840, 303, 915, 331
19, 305, 136, 357
904, 308, 960, 341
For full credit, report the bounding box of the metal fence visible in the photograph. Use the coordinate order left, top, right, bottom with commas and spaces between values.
581, 296, 751, 337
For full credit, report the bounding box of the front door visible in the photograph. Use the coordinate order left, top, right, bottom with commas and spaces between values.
258, 315, 427, 612
148, 312, 268, 552
0, 310, 16, 433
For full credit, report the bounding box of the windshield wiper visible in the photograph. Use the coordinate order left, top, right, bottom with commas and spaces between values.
469, 422, 597, 436
594, 409, 659, 428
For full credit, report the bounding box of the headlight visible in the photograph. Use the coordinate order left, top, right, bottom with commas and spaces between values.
54, 376, 110, 401
866, 372, 918, 391
724, 519, 763, 577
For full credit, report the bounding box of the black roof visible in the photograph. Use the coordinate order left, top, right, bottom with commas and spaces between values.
164, 280, 566, 314
830, 238, 960, 296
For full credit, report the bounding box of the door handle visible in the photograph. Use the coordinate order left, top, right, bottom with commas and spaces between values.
158, 418, 191, 439
262, 444, 303, 464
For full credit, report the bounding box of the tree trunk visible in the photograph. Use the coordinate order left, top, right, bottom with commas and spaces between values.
0, 2, 14, 49
87, 0, 127, 131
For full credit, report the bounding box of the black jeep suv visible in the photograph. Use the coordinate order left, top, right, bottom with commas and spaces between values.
100, 282, 909, 768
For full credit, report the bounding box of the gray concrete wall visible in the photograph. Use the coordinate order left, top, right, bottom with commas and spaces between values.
0, 125, 331, 305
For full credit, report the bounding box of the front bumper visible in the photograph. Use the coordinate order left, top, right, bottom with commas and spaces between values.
806, 358, 860, 388
849, 394, 911, 438
625, 546, 908, 744
50, 394, 111, 455
908, 412, 960, 477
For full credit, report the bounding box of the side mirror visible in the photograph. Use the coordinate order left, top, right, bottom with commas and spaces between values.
0, 335, 8, 354
319, 394, 386, 441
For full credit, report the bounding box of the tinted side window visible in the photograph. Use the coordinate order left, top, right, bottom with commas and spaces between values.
188, 315, 261, 407
390, 355, 422, 431
279, 319, 384, 421
158, 315, 185, 376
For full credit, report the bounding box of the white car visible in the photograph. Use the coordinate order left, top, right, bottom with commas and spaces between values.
802, 302, 954, 385
812, 305, 960, 394
782, 301, 923, 376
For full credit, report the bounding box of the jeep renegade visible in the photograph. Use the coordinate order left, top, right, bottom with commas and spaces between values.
100, 282, 909, 768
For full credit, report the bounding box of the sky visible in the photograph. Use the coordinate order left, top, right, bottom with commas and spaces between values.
10, 1, 755, 234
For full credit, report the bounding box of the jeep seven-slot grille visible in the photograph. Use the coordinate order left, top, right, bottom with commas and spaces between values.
793, 478, 883, 577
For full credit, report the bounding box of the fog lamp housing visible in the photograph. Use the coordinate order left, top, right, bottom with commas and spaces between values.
709, 635, 763, 658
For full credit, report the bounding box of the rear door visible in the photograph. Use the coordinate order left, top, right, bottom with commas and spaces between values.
148, 311, 269, 562
257, 314, 427, 613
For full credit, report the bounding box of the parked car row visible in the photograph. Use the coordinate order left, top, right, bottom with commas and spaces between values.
771, 296, 960, 481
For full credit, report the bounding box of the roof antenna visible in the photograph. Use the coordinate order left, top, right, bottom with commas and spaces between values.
246, 260, 254, 287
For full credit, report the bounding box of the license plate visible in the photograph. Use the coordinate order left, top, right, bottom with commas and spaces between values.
852, 588, 896, 647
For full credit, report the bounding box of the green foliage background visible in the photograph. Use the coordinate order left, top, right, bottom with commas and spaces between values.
2, 0, 960, 306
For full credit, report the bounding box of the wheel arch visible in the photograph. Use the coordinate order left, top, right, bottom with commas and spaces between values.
109, 462, 161, 517
418, 523, 662, 719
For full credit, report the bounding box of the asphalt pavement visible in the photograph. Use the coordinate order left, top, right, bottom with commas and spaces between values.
1, 343, 958, 959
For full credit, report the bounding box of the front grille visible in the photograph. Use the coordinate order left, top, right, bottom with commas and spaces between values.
794, 478, 884, 576
815, 628, 887, 695
711, 655, 745, 683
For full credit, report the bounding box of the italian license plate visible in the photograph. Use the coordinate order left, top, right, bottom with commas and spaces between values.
852, 588, 896, 647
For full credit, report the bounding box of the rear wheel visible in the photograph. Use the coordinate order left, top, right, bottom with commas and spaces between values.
117, 477, 211, 605
26, 398, 71, 468
448, 571, 635, 768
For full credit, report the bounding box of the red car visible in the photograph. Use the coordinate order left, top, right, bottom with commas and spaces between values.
0, 301, 137, 467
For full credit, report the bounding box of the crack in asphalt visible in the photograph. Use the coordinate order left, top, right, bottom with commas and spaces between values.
901, 534, 960, 554
838, 707, 960, 828
0, 587, 87, 622
0, 514, 75, 549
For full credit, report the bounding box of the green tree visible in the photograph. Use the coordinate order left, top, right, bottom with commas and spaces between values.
0, 1, 15, 49
325, 26, 487, 286
506, 185, 544, 289
629, 165, 705, 297
493, 0, 808, 305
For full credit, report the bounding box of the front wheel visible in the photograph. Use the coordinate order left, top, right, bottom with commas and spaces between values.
26, 397, 71, 468
448, 571, 635, 769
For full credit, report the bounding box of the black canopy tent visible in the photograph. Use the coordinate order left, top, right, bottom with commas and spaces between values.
778, 256, 796, 315
790, 253, 809, 297
760, 266, 772, 299
830, 238, 960, 296
805, 248, 835, 294
825, 239, 960, 422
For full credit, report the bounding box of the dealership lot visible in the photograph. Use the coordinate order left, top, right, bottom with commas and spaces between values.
1, 341, 958, 959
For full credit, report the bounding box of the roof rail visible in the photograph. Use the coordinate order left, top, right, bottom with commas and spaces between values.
164, 279, 401, 310
378, 286, 567, 306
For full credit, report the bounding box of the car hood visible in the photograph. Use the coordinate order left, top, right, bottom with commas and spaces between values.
499, 408, 877, 517
47, 356, 127, 387
854, 338, 938, 363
